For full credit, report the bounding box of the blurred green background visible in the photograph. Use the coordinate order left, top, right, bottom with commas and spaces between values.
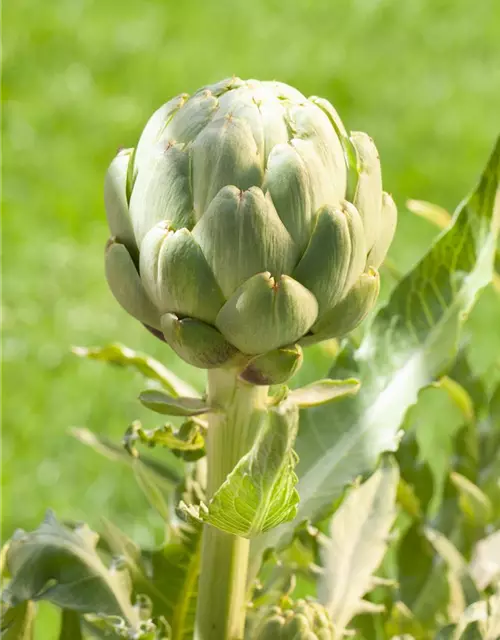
2, 0, 500, 633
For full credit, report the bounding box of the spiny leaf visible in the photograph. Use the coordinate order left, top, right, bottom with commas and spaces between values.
139, 390, 211, 417
256, 139, 500, 555
182, 403, 299, 538
2, 511, 138, 624
407, 198, 500, 294
318, 456, 399, 634
72, 343, 198, 397
287, 378, 360, 408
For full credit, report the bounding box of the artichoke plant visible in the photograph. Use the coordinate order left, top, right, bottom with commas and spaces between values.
104, 77, 396, 380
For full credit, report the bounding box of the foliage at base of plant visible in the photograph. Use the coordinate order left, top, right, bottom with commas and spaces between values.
2, 140, 499, 639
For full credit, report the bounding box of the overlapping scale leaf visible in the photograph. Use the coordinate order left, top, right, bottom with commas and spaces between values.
216, 272, 318, 355
140, 223, 225, 323
192, 186, 297, 298
190, 115, 263, 218
129, 143, 194, 243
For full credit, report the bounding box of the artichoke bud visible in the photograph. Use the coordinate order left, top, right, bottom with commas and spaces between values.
293, 205, 352, 312
104, 149, 138, 260
240, 344, 303, 385
105, 239, 160, 330
305, 267, 380, 344
104, 78, 395, 364
216, 272, 318, 355
367, 191, 398, 268
252, 600, 335, 639
140, 222, 225, 324
161, 313, 237, 369
351, 131, 383, 251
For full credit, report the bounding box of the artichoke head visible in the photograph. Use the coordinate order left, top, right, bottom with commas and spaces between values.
104, 77, 396, 380
252, 600, 336, 639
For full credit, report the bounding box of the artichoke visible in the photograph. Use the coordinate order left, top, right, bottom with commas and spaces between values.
251, 600, 336, 639
104, 77, 396, 377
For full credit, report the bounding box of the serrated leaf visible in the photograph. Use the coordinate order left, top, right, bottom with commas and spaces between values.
70, 427, 182, 486
59, 609, 83, 640
139, 390, 211, 417
72, 343, 197, 397
450, 472, 493, 527
0, 601, 36, 640
318, 457, 399, 634
287, 378, 360, 408
257, 139, 500, 555
2, 512, 138, 625
183, 402, 300, 538
407, 198, 500, 294
123, 420, 205, 461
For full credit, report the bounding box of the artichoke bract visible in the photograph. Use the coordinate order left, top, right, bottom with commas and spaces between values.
105, 77, 396, 376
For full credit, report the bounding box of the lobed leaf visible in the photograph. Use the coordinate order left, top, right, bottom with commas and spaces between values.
318, 456, 399, 634
2, 512, 138, 625
182, 402, 300, 538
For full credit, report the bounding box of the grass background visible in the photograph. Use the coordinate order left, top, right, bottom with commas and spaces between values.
3, 0, 500, 635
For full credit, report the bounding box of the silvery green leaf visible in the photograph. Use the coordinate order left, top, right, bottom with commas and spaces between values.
287, 378, 360, 408
2, 512, 138, 624
71, 343, 198, 398
318, 457, 399, 634
256, 138, 500, 554
139, 390, 211, 417
0, 601, 36, 640
181, 402, 299, 537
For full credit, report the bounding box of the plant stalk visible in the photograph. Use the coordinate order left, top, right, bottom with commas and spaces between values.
195, 368, 268, 640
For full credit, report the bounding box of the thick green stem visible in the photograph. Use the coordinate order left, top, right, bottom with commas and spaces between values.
195, 368, 268, 640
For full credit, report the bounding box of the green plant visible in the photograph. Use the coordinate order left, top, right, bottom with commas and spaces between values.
2, 77, 499, 640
